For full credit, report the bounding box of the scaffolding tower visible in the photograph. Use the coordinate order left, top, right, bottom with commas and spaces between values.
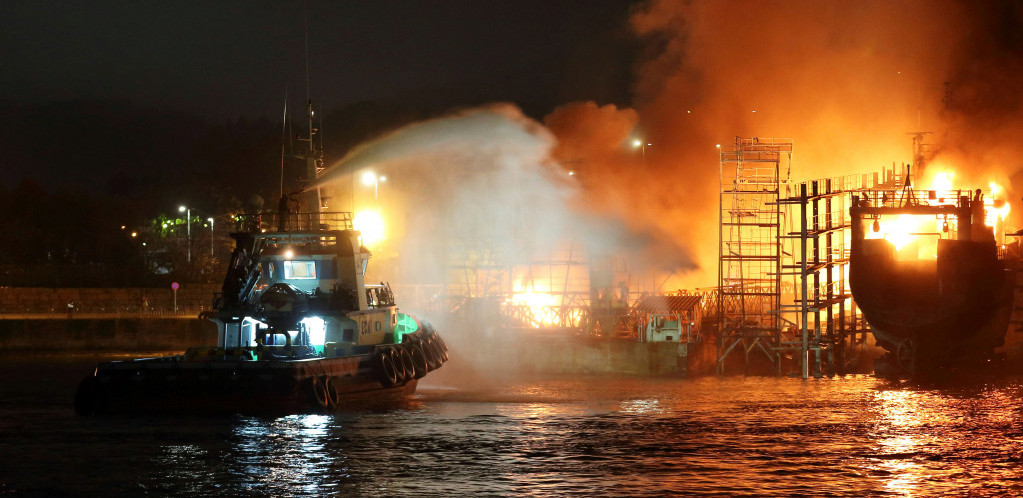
718, 136, 906, 377
717, 137, 793, 373
777, 175, 881, 378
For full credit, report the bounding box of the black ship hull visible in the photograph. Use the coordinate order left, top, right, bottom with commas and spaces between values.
850, 238, 1012, 374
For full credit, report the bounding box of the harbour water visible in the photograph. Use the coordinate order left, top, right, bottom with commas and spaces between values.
2, 353, 1022, 496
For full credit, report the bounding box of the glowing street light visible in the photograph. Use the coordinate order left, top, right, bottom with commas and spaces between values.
632, 139, 651, 166
207, 217, 215, 258
361, 171, 386, 200
179, 205, 191, 263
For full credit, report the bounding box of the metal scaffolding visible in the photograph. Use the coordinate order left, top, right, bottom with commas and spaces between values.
442, 242, 593, 330
777, 174, 890, 378
718, 136, 903, 377
717, 137, 793, 373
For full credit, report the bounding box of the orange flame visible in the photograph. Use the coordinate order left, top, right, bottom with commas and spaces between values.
864, 168, 1011, 260
507, 278, 583, 328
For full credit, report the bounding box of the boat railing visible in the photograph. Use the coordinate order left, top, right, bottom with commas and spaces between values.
853, 188, 972, 209
366, 283, 395, 308
231, 211, 354, 232
0, 306, 209, 319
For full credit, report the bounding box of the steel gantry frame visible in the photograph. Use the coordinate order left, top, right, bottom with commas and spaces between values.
442, 241, 594, 330
717, 137, 793, 374
777, 174, 886, 378
718, 136, 903, 377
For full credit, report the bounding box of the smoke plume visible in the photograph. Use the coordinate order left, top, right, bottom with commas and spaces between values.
543, 0, 1023, 286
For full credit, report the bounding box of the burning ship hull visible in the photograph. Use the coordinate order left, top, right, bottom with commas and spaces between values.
850, 190, 1013, 375
76, 211, 448, 415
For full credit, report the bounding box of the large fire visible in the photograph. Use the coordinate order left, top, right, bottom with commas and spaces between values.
985, 181, 1011, 232
353, 209, 386, 248
865, 168, 1011, 259
506, 278, 583, 328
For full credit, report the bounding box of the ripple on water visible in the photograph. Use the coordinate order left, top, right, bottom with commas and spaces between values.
2, 364, 1023, 496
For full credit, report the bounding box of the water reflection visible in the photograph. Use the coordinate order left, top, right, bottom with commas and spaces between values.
230, 414, 343, 496
9, 358, 1023, 496
864, 381, 1023, 497
619, 398, 663, 415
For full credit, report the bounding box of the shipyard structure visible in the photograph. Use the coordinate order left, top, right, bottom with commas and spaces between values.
7, 133, 1020, 379
391, 136, 1023, 379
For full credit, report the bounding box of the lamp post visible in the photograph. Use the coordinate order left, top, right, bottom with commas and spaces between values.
361, 171, 386, 200
207, 217, 215, 258
179, 205, 191, 263
632, 139, 651, 166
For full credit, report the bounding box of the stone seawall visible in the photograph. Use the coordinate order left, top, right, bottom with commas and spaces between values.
0, 319, 218, 351
0, 285, 221, 314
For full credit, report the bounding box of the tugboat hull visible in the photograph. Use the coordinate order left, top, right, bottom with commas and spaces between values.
76, 330, 448, 415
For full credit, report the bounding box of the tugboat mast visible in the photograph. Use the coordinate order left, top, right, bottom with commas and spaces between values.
294, 98, 323, 224
293, 0, 323, 225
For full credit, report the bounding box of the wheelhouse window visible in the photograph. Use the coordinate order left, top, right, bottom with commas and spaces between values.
284, 260, 316, 279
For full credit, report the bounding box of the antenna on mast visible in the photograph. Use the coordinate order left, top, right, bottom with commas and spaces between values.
280, 88, 288, 199
297, 0, 323, 218
304, 0, 311, 102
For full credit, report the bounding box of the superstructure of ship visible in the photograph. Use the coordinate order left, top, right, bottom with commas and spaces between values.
75, 100, 448, 415
849, 171, 1014, 376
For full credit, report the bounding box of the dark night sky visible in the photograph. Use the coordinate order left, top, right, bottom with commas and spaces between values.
0, 1, 640, 121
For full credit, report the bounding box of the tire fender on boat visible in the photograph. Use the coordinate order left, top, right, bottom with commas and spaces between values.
311, 376, 330, 408
409, 343, 429, 379
433, 334, 448, 354
427, 336, 447, 365
388, 347, 408, 383
379, 351, 400, 386
325, 376, 341, 408
422, 337, 441, 370
397, 346, 416, 380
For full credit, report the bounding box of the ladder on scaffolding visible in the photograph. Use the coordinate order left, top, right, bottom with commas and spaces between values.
717, 137, 793, 374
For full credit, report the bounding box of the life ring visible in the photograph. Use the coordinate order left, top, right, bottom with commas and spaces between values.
379, 351, 400, 386
410, 343, 429, 379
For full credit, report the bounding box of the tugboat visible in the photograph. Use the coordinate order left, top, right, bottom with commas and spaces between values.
849, 177, 1013, 376
75, 100, 448, 415
75, 207, 448, 415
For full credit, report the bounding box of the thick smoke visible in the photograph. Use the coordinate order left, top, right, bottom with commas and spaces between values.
546, 0, 1023, 287
316, 103, 698, 289
315, 104, 565, 285
312, 1, 1023, 383
314, 103, 698, 383
935, 2, 1023, 211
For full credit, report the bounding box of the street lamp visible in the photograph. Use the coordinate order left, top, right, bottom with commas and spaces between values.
179, 205, 191, 263
632, 139, 651, 166
207, 217, 215, 258
361, 171, 386, 200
